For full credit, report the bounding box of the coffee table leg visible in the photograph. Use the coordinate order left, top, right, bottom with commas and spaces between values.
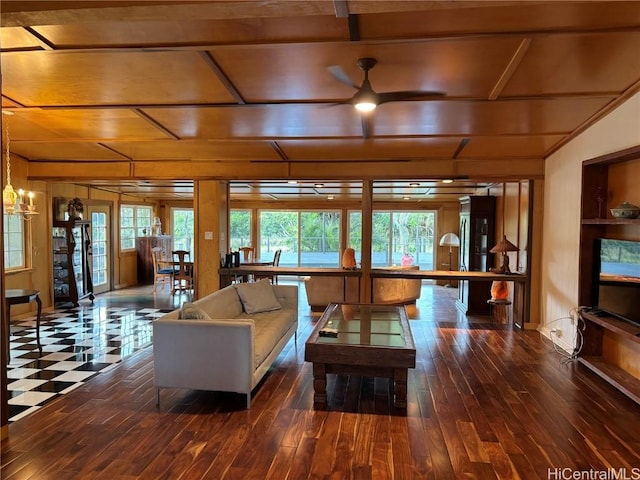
393, 368, 408, 408
312, 363, 327, 404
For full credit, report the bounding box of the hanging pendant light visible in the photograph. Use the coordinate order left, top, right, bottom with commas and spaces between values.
2, 111, 37, 218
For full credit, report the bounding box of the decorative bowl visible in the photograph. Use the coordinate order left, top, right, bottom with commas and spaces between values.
610, 201, 640, 219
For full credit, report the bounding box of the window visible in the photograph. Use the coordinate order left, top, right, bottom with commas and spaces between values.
171, 208, 194, 254
349, 210, 435, 268
230, 209, 252, 250
300, 211, 341, 267
120, 205, 152, 251
259, 210, 341, 267
3, 214, 25, 269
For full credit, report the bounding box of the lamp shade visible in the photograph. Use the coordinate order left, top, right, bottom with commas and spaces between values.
439, 232, 460, 247
489, 235, 518, 253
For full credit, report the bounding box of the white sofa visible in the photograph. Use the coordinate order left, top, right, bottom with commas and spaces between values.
153, 280, 298, 408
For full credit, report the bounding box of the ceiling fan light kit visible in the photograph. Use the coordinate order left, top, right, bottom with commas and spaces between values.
329, 57, 445, 115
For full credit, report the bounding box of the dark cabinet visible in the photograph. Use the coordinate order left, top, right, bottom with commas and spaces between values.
136, 236, 173, 284
457, 196, 496, 315
53, 220, 94, 306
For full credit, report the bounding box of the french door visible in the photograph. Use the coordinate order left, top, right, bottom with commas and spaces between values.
88, 205, 111, 294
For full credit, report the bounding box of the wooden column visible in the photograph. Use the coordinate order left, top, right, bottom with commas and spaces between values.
360, 180, 373, 304
194, 180, 228, 298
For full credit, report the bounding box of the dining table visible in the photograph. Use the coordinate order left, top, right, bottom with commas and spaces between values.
235, 261, 273, 283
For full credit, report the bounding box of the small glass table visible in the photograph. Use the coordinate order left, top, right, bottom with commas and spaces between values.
304, 303, 416, 408
5, 289, 42, 363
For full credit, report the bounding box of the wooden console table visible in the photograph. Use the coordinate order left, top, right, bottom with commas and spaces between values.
4, 289, 42, 363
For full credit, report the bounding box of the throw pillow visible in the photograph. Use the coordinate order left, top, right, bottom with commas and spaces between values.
178, 302, 211, 320
235, 279, 282, 314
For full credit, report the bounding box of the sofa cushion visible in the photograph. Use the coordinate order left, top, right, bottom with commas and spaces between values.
178, 302, 212, 320
237, 309, 295, 369
235, 279, 282, 314
195, 286, 243, 319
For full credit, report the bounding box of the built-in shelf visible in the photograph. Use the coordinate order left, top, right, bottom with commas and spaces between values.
582, 218, 640, 225
578, 355, 640, 405
578, 146, 640, 405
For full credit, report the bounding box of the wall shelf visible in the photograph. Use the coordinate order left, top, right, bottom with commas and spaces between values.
582, 218, 640, 225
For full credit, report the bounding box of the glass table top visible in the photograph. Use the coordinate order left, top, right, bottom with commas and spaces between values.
316, 303, 409, 348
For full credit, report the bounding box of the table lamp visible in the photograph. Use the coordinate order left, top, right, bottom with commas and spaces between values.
489, 235, 519, 274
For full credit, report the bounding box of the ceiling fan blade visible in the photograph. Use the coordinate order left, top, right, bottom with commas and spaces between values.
377, 90, 445, 104
321, 100, 353, 108
328, 65, 359, 89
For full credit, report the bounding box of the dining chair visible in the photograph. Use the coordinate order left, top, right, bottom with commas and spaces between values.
151, 247, 173, 292
254, 249, 282, 284
172, 250, 193, 294
238, 247, 254, 262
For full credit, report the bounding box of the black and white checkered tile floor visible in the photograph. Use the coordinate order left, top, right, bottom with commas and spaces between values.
7, 303, 173, 422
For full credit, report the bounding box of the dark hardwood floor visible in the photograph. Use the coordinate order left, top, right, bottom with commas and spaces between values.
2, 282, 639, 479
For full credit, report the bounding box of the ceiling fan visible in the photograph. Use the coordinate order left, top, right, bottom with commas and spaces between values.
328, 57, 445, 112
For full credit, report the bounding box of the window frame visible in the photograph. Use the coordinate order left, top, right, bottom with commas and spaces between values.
3, 213, 29, 271
119, 204, 153, 252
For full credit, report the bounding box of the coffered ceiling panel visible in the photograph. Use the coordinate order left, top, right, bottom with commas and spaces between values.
278, 138, 462, 161
458, 135, 566, 160
358, 2, 640, 38
211, 37, 524, 102
6, 109, 171, 141
143, 105, 365, 139
0, 26, 42, 50
371, 97, 615, 136
10, 142, 127, 161
102, 140, 281, 161
31, 16, 348, 47
502, 32, 640, 96
2, 50, 237, 106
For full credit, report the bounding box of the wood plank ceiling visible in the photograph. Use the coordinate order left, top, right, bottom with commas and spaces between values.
1, 1, 640, 201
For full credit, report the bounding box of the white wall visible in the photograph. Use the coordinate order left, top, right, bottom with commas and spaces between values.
541, 92, 640, 349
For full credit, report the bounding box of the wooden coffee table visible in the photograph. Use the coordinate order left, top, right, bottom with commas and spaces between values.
305, 303, 416, 408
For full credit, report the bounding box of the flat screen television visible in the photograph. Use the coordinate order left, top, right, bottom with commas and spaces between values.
593, 238, 640, 326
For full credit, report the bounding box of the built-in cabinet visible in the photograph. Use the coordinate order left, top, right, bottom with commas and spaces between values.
136, 236, 173, 284
457, 196, 496, 315
53, 220, 94, 306
578, 146, 640, 405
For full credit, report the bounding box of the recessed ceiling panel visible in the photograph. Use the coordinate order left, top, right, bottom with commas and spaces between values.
143, 105, 365, 139
10, 142, 127, 161
102, 140, 281, 161
278, 138, 461, 161
359, 2, 640, 38
2, 50, 237, 106
459, 135, 566, 159
6, 109, 172, 141
31, 16, 347, 47
371, 97, 615, 136
211, 37, 524, 102
502, 32, 640, 96
0, 26, 43, 49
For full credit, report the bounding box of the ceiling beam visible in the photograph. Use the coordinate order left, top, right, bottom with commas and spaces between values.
199, 51, 246, 105
333, 0, 349, 18
489, 38, 531, 100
